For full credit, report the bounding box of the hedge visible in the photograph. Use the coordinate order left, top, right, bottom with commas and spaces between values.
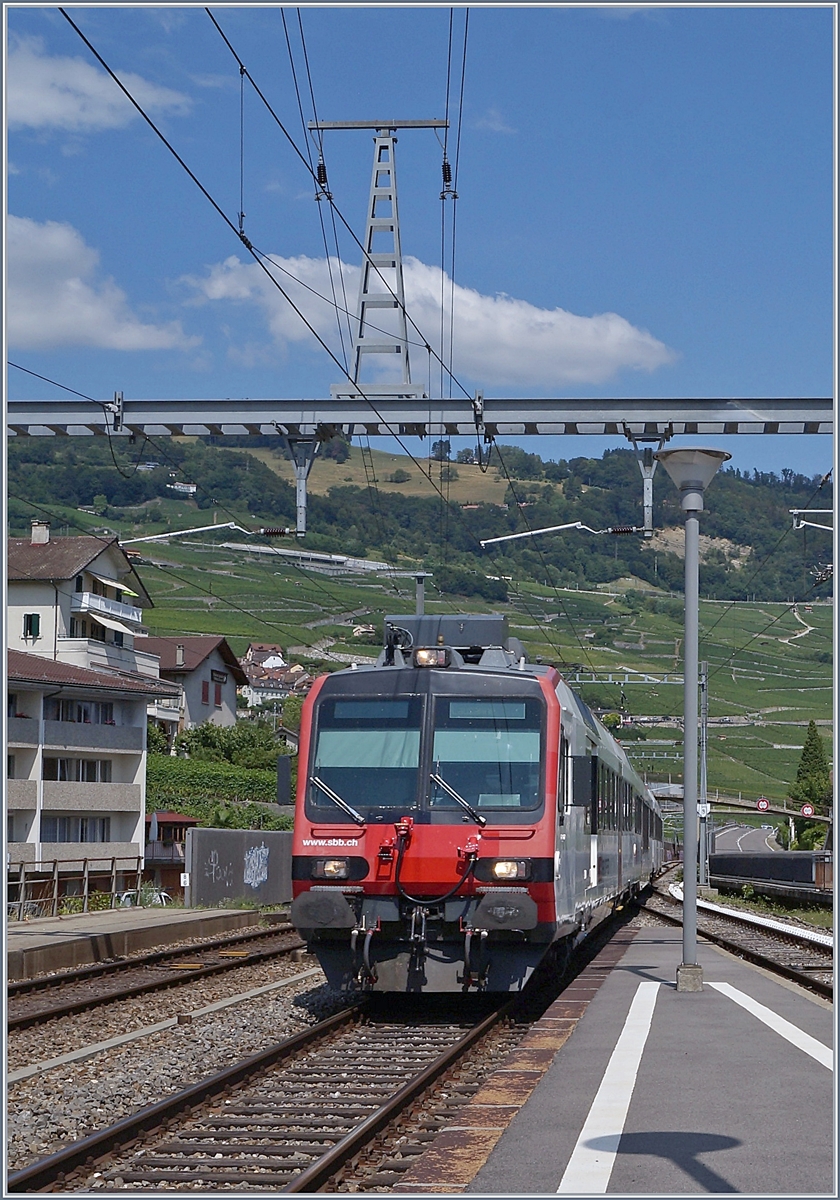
147, 754, 279, 804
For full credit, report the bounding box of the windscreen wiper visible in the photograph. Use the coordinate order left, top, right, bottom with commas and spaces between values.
310, 776, 366, 826
430, 773, 487, 827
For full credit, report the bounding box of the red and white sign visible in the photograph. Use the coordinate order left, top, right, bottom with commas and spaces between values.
756, 798, 770, 812
800, 804, 815, 817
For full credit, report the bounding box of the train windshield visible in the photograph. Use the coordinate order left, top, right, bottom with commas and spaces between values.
430, 696, 543, 813
307, 696, 423, 819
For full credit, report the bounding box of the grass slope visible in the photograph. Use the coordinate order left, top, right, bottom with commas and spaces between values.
132, 537, 832, 804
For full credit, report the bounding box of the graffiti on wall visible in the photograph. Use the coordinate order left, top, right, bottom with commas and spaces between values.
243, 842, 270, 889
204, 849, 232, 888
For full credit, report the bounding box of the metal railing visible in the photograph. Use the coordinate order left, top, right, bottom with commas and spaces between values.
6, 856, 143, 920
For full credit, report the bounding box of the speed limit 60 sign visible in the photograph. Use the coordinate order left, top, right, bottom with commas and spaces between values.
756, 797, 770, 811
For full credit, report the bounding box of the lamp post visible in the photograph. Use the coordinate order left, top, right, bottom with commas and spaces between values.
654, 448, 730, 992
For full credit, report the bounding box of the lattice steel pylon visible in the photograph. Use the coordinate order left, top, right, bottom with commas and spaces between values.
312, 120, 446, 399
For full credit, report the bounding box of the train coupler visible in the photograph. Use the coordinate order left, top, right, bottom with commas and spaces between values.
351, 922, 379, 985
409, 904, 427, 946
461, 926, 489, 991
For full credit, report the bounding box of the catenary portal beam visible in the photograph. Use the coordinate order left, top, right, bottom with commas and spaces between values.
6, 396, 832, 438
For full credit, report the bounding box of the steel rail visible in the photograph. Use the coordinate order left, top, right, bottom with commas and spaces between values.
8, 933, 304, 1031
283, 1000, 514, 1193
6, 1005, 363, 1193
7, 922, 293, 997
641, 895, 833, 1000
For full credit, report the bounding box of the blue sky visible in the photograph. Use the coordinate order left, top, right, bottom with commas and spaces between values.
6, 4, 835, 479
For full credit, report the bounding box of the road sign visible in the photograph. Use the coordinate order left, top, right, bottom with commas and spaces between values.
698, 803, 710, 817
800, 804, 815, 817
756, 798, 770, 812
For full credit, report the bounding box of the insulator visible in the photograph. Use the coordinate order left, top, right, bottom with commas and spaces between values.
261, 527, 290, 537
610, 526, 636, 535
442, 159, 452, 186
317, 161, 328, 187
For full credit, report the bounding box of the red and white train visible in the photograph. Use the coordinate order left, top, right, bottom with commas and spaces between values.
291, 614, 663, 993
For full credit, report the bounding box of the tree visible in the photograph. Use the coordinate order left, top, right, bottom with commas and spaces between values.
146, 723, 169, 754
431, 439, 451, 461
788, 720, 831, 812
282, 694, 305, 732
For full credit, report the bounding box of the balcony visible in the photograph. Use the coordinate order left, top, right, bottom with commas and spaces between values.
57, 638, 158, 677
7, 716, 39, 747
6, 780, 37, 810
43, 720, 144, 752
71, 591, 143, 627
145, 841, 186, 864
42, 782, 142, 812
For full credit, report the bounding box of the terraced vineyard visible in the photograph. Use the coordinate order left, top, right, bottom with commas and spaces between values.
124, 535, 832, 805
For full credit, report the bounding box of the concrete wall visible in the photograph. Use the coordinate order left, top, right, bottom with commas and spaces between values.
185, 828, 292, 907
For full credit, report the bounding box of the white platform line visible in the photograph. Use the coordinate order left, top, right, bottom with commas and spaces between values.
556, 981, 660, 1194
708, 982, 833, 1070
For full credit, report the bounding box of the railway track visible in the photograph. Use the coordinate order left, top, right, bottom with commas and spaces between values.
7, 924, 305, 1030
642, 883, 833, 999
7, 999, 518, 1192
8, 909, 634, 1193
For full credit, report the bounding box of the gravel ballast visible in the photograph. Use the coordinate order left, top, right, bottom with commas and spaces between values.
6, 963, 353, 1173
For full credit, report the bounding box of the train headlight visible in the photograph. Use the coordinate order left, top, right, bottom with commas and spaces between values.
490, 859, 531, 881
311, 858, 350, 880
414, 647, 451, 667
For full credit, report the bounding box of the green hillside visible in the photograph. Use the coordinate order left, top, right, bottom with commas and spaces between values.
7, 435, 832, 803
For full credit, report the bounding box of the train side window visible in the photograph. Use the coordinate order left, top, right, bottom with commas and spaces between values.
557, 735, 568, 822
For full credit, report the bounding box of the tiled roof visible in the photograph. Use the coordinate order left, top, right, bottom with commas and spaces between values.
138, 636, 248, 685
145, 812, 199, 825
7, 649, 181, 698
7, 536, 152, 604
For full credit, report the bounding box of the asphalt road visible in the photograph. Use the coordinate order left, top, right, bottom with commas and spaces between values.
713, 823, 781, 853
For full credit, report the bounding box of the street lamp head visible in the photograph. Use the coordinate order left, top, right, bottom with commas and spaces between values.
654, 447, 731, 512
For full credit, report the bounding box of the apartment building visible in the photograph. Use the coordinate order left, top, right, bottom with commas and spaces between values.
6, 522, 179, 875
7, 650, 180, 870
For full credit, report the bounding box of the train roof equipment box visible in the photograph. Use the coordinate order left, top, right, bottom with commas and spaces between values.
384, 614, 509, 653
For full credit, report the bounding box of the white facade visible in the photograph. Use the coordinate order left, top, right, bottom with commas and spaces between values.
6, 528, 172, 874
6, 656, 174, 872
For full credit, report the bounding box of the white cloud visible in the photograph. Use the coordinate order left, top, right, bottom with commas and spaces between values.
475, 107, 517, 135
182, 252, 675, 388
6, 215, 200, 352
6, 36, 191, 131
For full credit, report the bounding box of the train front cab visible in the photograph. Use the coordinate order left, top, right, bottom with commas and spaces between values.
291, 659, 567, 993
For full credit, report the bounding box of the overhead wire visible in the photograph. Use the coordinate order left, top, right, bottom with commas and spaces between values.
8, 490, 343, 655
8, 361, 380, 634
204, 6, 473, 405
695, 468, 833, 645
9, 362, 150, 481
287, 10, 405, 596
280, 7, 348, 372
57, 7, 576, 665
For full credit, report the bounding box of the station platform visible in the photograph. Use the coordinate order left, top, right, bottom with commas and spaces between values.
396, 924, 835, 1195
6, 906, 264, 980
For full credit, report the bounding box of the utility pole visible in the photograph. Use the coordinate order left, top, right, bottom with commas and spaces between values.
698, 661, 709, 887
655, 448, 730, 993
313, 120, 447, 400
